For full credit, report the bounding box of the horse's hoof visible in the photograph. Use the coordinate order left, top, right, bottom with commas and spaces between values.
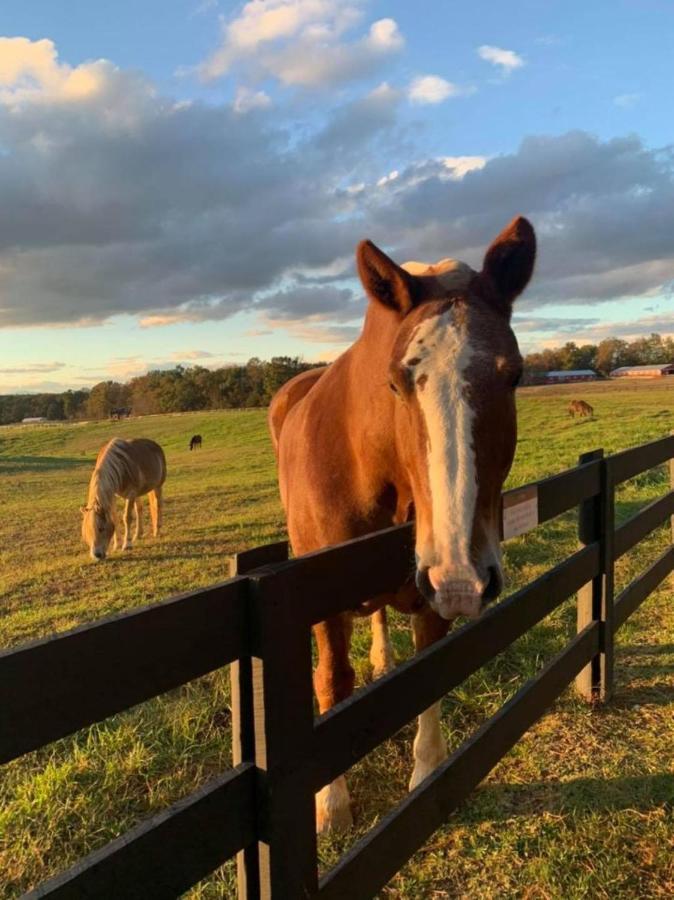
316, 777, 353, 833
371, 649, 394, 679
409, 749, 448, 792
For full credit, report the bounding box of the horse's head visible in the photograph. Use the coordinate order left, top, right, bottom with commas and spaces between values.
357, 216, 536, 620
80, 500, 115, 561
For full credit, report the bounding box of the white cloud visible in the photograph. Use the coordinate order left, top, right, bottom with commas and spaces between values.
0, 36, 111, 106
440, 156, 488, 178
200, 1, 403, 88
408, 75, 465, 105
614, 92, 641, 109
234, 85, 272, 112
0, 361, 65, 374
477, 44, 524, 73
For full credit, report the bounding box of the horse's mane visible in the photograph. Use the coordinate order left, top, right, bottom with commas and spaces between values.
88, 439, 137, 507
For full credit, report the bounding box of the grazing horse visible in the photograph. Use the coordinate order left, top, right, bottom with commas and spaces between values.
568, 399, 593, 418
189, 434, 203, 451
270, 216, 536, 832
81, 438, 166, 560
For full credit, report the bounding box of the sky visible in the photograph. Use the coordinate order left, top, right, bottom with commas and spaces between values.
1, 0, 673, 393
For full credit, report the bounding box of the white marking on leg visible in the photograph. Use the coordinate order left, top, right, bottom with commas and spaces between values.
316, 775, 353, 833
409, 701, 447, 791
370, 609, 394, 678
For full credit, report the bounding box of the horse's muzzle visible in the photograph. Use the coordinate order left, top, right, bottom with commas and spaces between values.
415, 565, 501, 620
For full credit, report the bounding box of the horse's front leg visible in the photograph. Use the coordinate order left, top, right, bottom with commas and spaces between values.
409, 606, 451, 791
122, 498, 135, 550
370, 606, 394, 678
314, 613, 355, 833
133, 499, 143, 542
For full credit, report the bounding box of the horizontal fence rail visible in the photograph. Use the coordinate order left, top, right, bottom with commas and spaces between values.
0, 578, 248, 764
27, 763, 257, 900
3, 434, 673, 900
608, 434, 674, 484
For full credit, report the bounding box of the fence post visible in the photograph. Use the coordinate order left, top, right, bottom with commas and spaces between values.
601, 454, 616, 702
670, 431, 674, 542
576, 448, 615, 702
229, 542, 289, 900
576, 449, 604, 701
248, 566, 318, 899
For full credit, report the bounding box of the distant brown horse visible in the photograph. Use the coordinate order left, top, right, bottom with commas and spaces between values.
189, 434, 203, 450
81, 438, 166, 560
568, 399, 594, 418
270, 216, 536, 831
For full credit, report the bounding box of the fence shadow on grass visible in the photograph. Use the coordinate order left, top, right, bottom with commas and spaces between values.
461, 771, 674, 823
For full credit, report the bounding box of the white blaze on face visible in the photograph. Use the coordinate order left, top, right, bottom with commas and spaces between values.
400, 258, 484, 618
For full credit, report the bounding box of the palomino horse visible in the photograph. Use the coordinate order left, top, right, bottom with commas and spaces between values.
568, 399, 593, 418
81, 438, 166, 560
270, 216, 536, 832
189, 434, 203, 450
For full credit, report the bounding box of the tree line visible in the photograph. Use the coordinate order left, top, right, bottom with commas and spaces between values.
2, 334, 673, 425
0, 357, 324, 425
523, 333, 674, 377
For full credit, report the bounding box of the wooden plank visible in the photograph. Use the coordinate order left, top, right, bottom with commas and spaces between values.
575, 450, 604, 701
231, 541, 289, 576
608, 434, 674, 485
613, 490, 674, 559
311, 543, 599, 790
318, 623, 600, 900
26, 763, 257, 900
0, 578, 247, 764
247, 569, 318, 899
614, 545, 674, 630
254, 524, 415, 626
229, 542, 288, 900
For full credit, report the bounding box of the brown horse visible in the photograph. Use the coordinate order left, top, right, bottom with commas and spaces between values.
81, 438, 166, 560
270, 216, 536, 831
568, 399, 593, 418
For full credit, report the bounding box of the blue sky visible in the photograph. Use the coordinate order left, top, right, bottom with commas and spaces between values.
1, 0, 673, 392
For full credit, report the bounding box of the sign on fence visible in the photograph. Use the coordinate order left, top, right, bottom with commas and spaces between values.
502, 485, 539, 539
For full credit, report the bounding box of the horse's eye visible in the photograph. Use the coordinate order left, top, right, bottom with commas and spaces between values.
389, 382, 399, 395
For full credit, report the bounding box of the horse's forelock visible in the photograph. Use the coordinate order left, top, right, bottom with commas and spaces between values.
401, 258, 475, 293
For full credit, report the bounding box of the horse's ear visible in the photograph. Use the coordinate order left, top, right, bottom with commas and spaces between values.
481, 216, 536, 314
357, 240, 420, 315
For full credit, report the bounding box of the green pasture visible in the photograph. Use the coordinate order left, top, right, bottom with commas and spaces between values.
1, 379, 673, 898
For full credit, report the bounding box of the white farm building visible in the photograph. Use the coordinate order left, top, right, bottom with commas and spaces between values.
610, 364, 674, 378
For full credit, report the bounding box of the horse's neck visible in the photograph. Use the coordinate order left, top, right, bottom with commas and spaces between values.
88, 451, 121, 507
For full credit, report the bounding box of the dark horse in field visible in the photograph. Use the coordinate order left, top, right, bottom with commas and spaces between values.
568, 399, 593, 418
269, 217, 536, 831
189, 434, 202, 451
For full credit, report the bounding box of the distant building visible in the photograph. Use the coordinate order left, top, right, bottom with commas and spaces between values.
21, 416, 48, 424
610, 363, 674, 378
542, 369, 599, 384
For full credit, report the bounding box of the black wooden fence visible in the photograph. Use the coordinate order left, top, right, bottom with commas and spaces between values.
2, 435, 673, 899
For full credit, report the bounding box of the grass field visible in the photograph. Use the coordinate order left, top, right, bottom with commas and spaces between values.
1, 379, 673, 898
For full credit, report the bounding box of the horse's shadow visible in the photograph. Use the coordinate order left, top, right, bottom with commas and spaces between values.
0, 455, 88, 475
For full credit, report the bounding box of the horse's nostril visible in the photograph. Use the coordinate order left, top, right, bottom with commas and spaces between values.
415, 567, 435, 602
481, 566, 501, 603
